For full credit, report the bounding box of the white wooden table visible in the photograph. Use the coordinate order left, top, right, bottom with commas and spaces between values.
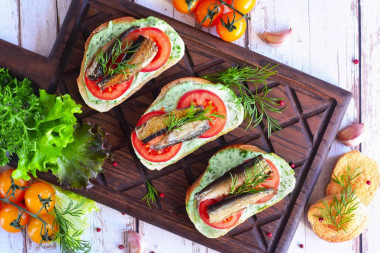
1, 0, 379, 252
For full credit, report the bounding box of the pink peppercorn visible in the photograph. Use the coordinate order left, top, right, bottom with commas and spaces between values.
279, 100, 285, 106
267, 232, 272, 237
96, 227, 101, 232
319, 217, 323, 222
299, 244, 304, 248
353, 59, 359, 64
119, 245, 125, 249
112, 161, 118, 167
290, 163, 295, 169
159, 193, 165, 198
367, 180, 371, 185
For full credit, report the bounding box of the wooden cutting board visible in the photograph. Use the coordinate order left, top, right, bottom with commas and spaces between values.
0, 0, 352, 252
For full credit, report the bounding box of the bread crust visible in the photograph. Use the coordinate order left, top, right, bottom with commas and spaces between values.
307, 194, 369, 242
77, 17, 183, 112
326, 150, 380, 206
133, 77, 244, 171
185, 144, 267, 232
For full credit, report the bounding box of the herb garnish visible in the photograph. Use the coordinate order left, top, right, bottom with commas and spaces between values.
142, 180, 158, 208
202, 64, 283, 136
165, 104, 225, 133
316, 166, 361, 233
230, 161, 269, 195
96, 39, 136, 77
53, 199, 91, 253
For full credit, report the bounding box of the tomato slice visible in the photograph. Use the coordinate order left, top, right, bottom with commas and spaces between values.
132, 110, 182, 163
255, 159, 280, 204
177, 90, 227, 138
123, 27, 171, 72
85, 75, 134, 101
199, 197, 243, 229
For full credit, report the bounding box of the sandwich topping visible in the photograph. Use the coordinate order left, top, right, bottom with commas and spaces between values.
132, 90, 227, 163
84, 20, 173, 101
195, 155, 280, 229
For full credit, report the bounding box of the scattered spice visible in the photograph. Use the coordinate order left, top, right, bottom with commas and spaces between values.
159, 193, 165, 198
279, 100, 285, 106
299, 243, 304, 248
96, 227, 101, 232
119, 245, 125, 249
290, 163, 295, 169
112, 161, 118, 167
366, 180, 371, 185
266, 232, 272, 237
122, 212, 126, 215
353, 59, 359, 64
318, 217, 323, 222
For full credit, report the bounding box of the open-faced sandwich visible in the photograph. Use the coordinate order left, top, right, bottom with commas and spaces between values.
131, 77, 244, 170
77, 16, 185, 112
186, 144, 296, 238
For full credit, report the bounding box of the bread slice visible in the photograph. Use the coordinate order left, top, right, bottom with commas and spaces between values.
326, 150, 380, 206
186, 144, 296, 238
131, 77, 245, 171
77, 16, 185, 112
307, 194, 369, 242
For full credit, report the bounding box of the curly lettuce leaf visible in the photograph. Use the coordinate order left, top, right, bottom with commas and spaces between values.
13, 90, 82, 180
55, 124, 109, 189
0, 68, 42, 165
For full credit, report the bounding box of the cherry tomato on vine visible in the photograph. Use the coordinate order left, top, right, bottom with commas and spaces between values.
0, 203, 30, 233
27, 214, 58, 244
226, 0, 256, 14
195, 0, 224, 27
216, 11, 247, 42
0, 169, 29, 203
25, 182, 55, 215
173, 0, 200, 13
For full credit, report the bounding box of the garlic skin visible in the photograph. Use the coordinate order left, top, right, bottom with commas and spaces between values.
261, 28, 292, 46
128, 231, 145, 253
337, 123, 365, 146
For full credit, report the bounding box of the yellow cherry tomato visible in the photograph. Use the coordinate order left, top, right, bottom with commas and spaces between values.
195, 0, 224, 27
0, 169, 29, 203
226, 0, 256, 14
173, 0, 200, 13
25, 182, 55, 215
0, 203, 30, 233
216, 11, 247, 42
27, 214, 58, 244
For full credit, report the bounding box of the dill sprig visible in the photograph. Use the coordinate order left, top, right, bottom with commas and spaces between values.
165, 104, 225, 133
142, 180, 158, 208
230, 161, 269, 195
316, 166, 362, 233
96, 39, 136, 77
53, 199, 91, 253
202, 64, 283, 137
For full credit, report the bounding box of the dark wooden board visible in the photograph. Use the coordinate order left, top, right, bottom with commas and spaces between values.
0, 0, 352, 252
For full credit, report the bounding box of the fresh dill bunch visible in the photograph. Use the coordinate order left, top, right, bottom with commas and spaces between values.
165, 103, 225, 133
202, 64, 283, 137
316, 166, 362, 233
142, 180, 158, 208
53, 199, 91, 253
229, 161, 269, 195
96, 39, 137, 77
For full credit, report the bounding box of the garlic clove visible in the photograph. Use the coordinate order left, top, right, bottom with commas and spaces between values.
260, 27, 292, 46
128, 231, 145, 253
337, 123, 365, 146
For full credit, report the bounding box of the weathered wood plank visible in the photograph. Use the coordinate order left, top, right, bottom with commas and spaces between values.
360, 0, 380, 252
19, 0, 58, 56
0, 0, 19, 45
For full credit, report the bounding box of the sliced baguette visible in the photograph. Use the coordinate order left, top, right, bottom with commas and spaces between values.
307, 194, 369, 242
131, 77, 245, 171
77, 16, 185, 112
326, 150, 380, 206
186, 144, 296, 238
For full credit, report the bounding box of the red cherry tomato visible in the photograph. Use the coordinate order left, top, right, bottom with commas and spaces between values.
173, 0, 200, 13
226, 0, 256, 14
0, 169, 29, 203
132, 111, 182, 163
255, 159, 280, 204
199, 197, 242, 229
85, 75, 134, 101
216, 11, 246, 42
195, 0, 224, 27
177, 90, 227, 138
124, 28, 171, 72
